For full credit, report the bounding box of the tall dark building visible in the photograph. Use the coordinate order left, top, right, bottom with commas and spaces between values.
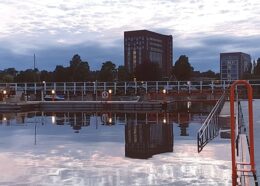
124, 30, 173, 79
220, 52, 251, 80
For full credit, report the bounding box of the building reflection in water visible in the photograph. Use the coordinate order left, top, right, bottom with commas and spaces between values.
177, 112, 191, 136
125, 112, 173, 159
0, 102, 212, 148
50, 112, 91, 133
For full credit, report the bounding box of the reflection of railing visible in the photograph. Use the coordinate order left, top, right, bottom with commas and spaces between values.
197, 92, 226, 153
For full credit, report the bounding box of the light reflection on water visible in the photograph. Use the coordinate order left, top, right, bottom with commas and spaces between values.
0, 109, 231, 186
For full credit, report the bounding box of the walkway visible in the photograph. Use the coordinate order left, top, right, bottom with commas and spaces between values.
241, 99, 260, 175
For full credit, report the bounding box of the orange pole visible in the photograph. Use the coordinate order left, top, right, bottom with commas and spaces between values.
229, 80, 256, 186
230, 83, 237, 186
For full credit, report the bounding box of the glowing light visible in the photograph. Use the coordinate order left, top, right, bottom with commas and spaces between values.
162, 89, 166, 94
51, 89, 55, 94
163, 118, 167, 124
108, 89, 112, 94
3, 90, 7, 95
3, 117, 7, 121
187, 101, 191, 109
51, 115, 56, 124
108, 117, 112, 123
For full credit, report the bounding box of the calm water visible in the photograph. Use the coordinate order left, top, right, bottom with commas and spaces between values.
0, 107, 232, 185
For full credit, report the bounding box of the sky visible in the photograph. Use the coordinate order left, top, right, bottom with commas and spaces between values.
0, 0, 260, 72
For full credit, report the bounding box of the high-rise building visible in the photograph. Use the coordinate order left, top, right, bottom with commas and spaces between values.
124, 30, 173, 79
220, 52, 251, 80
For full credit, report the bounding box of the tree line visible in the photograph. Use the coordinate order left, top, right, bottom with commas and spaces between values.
1, 54, 258, 83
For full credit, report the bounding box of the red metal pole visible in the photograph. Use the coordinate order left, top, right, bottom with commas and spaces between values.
230, 83, 237, 186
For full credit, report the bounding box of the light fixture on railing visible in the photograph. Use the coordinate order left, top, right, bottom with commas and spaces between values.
51, 115, 56, 124
162, 89, 166, 94
163, 118, 167, 124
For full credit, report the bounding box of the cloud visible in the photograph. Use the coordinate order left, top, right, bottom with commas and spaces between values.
174, 33, 260, 72
0, 41, 124, 71
0, 0, 260, 72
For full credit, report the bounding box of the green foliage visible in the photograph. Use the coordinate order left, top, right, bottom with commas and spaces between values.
173, 55, 194, 81
254, 58, 260, 76
98, 61, 116, 81
54, 65, 69, 82
40, 70, 53, 82
69, 54, 90, 82
15, 69, 40, 82
117, 65, 130, 81
0, 68, 17, 82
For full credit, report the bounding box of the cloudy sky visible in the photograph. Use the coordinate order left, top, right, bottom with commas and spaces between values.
0, 0, 260, 72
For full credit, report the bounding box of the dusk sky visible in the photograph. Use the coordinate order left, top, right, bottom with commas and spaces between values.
1, 0, 260, 72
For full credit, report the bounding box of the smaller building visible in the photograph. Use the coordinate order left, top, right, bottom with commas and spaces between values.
220, 52, 251, 80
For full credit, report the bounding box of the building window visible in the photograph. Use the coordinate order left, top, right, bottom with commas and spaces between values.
149, 51, 162, 68
133, 50, 137, 70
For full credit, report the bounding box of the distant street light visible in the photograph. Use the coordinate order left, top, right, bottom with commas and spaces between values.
51, 89, 55, 101
108, 89, 112, 101
41, 81, 46, 101
162, 89, 166, 94
163, 118, 167, 124
3, 90, 7, 103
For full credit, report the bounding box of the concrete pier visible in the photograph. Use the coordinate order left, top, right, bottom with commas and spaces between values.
0, 101, 170, 112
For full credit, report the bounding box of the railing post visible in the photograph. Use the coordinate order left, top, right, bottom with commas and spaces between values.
25, 83, 27, 95
15, 83, 17, 94
124, 82, 127, 95
54, 82, 56, 93
64, 83, 66, 94
34, 83, 37, 94
114, 82, 117, 95
83, 82, 86, 95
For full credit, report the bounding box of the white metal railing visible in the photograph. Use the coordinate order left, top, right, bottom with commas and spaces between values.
0, 80, 237, 95
197, 91, 227, 152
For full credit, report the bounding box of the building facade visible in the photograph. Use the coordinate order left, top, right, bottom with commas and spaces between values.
124, 30, 173, 79
220, 52, 251, 80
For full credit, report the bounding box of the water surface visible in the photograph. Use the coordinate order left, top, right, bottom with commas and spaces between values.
0, 109, 232, 186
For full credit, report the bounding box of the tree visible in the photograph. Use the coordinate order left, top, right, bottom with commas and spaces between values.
69, 54, 90, 81
254, 58, 260, 76
98, 61, 116, 81
172, 55, 194, 81
53, 65, 69, 82
135, 62, 162, 81
0, 68, 17, 83
15, 69, 40, 82
40, 70, 53, 82
117, 65, 130, 81
200, 70, 217, 78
